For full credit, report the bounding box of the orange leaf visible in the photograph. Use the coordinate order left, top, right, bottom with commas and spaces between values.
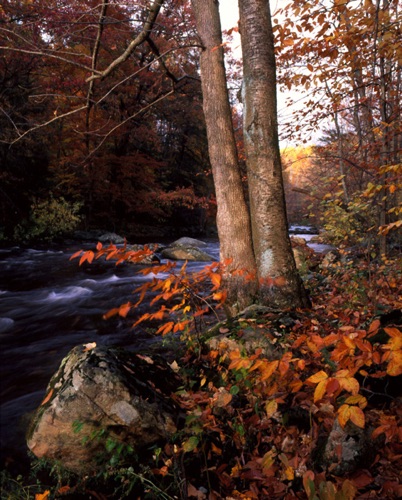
103, 307, 119, 320
260, 360, 279, 381
349, 406, 365, 428
278, 352, 292, 376
297, 359, 306, 370
386, 351, 402, 376
156, 321, 174, 335
210, 272, 221, 288
69, 250, 83, 261
384, 327, 402, 349
35, 491, 50, 500
40, 389, 53, 406
57, 486, 71, 494
368, 319, 381, 335
325, 377, 340, 396
118, 303, 131, 318
79, 251, 94, 265
336, 371, 360, 395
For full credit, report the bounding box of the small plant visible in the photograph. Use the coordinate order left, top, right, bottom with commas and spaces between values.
14, 195, 82, 242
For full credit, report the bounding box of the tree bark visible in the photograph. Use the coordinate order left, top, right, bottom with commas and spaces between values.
239, 0, 310, 308
191, 0, 257, 313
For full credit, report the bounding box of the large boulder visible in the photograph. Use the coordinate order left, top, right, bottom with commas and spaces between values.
170, 237, 207, 248
161, 238, 214, 261
27, 345, 182, 474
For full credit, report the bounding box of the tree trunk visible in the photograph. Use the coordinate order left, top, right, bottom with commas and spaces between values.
191, 0, 257, 313
239, 0, 310, 308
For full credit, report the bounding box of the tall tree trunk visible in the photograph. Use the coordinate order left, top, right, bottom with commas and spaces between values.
191, 0, 257, 313
239, 0, 310, 308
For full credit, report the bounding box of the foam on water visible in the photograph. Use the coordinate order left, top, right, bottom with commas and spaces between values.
46, 286, 93, 301
0, 317, 14, 333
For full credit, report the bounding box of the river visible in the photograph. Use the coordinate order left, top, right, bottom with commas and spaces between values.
0, 230, 326, 470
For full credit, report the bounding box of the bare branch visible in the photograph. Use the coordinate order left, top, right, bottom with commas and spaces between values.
0, 106, 87, 146
83, 89, 174, 161
0, 46, 94, 73
86, 0, 165, 82
87, 0, 109, 106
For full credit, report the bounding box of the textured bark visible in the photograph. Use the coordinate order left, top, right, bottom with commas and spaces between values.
239, 0, 310, 308
191, 0, 257, 312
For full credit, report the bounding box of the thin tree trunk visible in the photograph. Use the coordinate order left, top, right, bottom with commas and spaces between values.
191, 0, 257, 313
239, 0, 310, 308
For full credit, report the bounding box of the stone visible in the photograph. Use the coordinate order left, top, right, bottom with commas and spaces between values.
97, 232, 126, 244
27, 346, 182, 474
290, 236, 308, 246
161, 245, 214, 262
292, 247, 309, 272
319, 418, 382, 475
170, 237, 207, 248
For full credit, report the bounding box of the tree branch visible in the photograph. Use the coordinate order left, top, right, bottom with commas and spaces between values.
86, 0, 164, 83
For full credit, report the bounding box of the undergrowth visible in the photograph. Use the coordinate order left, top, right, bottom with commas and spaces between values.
1, 244, 401, 499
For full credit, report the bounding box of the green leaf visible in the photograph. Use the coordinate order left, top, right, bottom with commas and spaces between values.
182, 436, 199, 453
230, 385, 240, 395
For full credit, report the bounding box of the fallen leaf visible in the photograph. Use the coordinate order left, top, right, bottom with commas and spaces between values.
40, 389, 53, 406
82, 342, 97, 352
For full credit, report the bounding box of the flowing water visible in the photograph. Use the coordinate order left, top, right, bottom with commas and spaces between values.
0, 231, 327, 469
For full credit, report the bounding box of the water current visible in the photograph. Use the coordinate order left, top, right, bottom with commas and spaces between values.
0, 230, 327, 469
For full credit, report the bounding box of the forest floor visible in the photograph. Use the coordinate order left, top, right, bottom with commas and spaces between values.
1, 248, 401, 499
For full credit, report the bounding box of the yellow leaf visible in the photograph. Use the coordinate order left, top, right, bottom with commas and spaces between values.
265, 399, 278, 418
314, 379, 328, 402
306, 370, 329, 384
284, 465, 295, 480
349, 406, 365, 428
345, 394, 367, 408
341, 479, 357, 498
337, 372, 360, 395
338, 404, 351, 428
261, 450, 276, 471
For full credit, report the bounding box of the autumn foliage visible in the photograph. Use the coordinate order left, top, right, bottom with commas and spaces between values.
67, 243, 402, 499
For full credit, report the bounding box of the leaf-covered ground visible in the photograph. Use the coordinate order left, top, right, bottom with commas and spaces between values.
2, 249, 401, 499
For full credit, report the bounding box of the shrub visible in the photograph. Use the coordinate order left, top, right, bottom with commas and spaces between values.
14, 196, 82, 242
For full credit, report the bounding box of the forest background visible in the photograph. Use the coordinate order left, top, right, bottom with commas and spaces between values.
1, 0, 400, 249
